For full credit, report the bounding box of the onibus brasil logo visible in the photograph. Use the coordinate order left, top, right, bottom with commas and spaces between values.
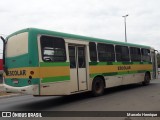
2, 112, 42, 118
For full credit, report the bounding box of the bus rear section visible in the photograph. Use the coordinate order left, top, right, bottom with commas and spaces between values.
3, 32, 40, 95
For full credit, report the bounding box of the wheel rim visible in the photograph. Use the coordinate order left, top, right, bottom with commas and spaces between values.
95, 81, 103, 94
145, 74, 150, 84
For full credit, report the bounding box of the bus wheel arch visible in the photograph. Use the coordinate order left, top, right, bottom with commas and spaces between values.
142, 71, 151, 86
91, 75, 105, 96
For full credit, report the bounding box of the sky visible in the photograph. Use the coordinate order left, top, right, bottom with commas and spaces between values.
0, 0, 160, 58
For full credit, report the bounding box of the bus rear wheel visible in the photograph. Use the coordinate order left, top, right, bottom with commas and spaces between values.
142, 73, 151, 86
92, 77, 105, 96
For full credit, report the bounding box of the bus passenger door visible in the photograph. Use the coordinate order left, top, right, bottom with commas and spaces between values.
151, 51, 157, 79
68, 45, 88, 92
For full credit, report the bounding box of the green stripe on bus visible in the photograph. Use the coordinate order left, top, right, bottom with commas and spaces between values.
40, 62, 70, 67
41, 76, 70, 83
89, 62, 123, 66
89, 62, 152, 66
102, 72, 118, 76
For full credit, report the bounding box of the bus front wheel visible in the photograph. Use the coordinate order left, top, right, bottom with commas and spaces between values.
142, 73, 151, 86
92, 77, 105, 96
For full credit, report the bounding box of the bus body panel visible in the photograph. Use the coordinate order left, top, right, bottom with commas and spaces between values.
38, 37, 89, 95
4, 31, 40, 95
3, 28, 158, 96
89, 62, 152, 88
39, 62, 71, 95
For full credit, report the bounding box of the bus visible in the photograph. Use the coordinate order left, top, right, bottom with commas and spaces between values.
0, 28, 158, 96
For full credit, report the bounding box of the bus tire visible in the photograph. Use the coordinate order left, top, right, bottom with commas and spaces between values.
142, 73, 151, 86
92, 77, 105, 96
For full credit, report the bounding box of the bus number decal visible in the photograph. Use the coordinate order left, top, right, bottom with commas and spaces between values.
7, 70, 26, 76
118, 66, 131, 70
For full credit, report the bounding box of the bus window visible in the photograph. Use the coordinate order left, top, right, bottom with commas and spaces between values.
40, 36, 66, 62
78, 47, 86, 68
69, 46, 76, 68
130, 47, 141, 62
141, 48, 151, 62
89, 42, 97, 62
97, 43, 115, 62
116, 45, 130, 62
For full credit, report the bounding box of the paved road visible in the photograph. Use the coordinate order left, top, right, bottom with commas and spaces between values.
0, 79, 160, 120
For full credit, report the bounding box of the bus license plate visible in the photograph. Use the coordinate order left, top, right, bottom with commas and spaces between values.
12, 79, 19, 84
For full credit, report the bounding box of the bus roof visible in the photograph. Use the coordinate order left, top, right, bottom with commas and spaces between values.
7, 28, 151, 49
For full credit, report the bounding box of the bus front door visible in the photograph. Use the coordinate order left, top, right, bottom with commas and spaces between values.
69, 45, 88, 92
151, 51, 157, 79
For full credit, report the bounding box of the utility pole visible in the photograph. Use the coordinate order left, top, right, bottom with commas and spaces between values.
122, 14, 129, 42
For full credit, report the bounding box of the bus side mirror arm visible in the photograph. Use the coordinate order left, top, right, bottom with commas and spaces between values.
0, 36, 7, 72
154, 50, 160, 55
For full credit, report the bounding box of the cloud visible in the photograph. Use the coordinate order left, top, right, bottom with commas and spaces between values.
0, 0, 160, 56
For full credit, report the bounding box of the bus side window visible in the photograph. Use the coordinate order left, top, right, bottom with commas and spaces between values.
69, 46, 76, 68
141, 48, 151, 62
97, 43, 115, 62
130, 47, 141, 62
89, 42, 97, 62
78, 47, 86, 68
115, 45, 130, 62
40, 36, 66, 62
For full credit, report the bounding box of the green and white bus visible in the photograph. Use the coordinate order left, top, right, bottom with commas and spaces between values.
1, 28, 158, 96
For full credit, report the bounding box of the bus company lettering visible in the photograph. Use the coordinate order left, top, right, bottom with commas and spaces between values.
7, 70, 26, 76
118, 66, 131, 70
